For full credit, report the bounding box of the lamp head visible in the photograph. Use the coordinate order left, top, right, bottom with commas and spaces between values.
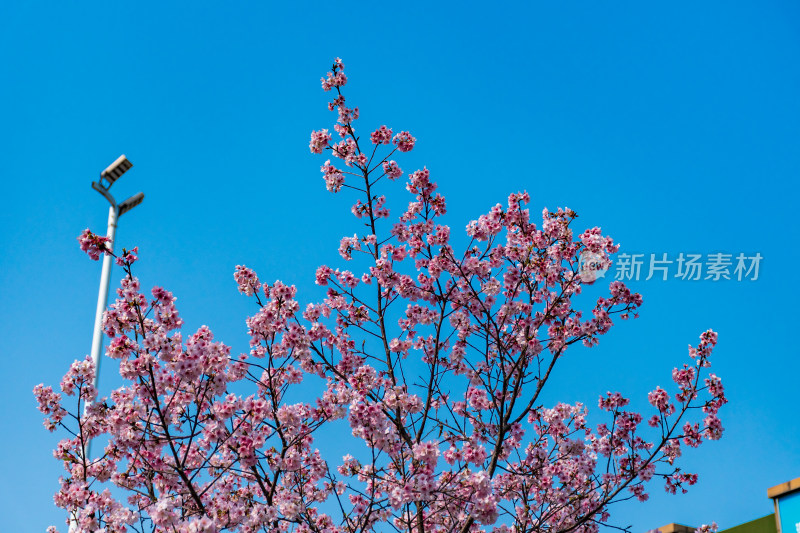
99, 155, 133, 190
118, 192, 145, 217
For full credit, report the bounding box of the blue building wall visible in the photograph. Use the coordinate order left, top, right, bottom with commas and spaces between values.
777, 490, 800, 533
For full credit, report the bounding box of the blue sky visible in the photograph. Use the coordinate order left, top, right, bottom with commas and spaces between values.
1, 1, 799, 531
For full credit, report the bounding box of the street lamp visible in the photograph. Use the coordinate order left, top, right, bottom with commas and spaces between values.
70, 156, 144, 530
72, 154, 144, 533
88, 154, 144, 415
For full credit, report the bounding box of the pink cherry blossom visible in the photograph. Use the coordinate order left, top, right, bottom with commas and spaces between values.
77, 228, 110, 260
308, 128, 331, 154
393, 130, 416, 152
370, 125, 393, 144
39, 59, 726, 533
382, 159, 403, 180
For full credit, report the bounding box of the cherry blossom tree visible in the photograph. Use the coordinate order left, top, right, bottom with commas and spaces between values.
35, 58, 726, 533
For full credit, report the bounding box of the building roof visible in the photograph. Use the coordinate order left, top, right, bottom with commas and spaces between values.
767, 477, 800, 500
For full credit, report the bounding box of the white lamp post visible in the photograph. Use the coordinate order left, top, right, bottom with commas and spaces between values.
70, 156, 144, 531
87, 155, 144, 450
89, 156, 144, 388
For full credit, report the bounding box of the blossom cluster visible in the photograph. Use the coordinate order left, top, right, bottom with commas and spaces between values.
78, 229, 110, 260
